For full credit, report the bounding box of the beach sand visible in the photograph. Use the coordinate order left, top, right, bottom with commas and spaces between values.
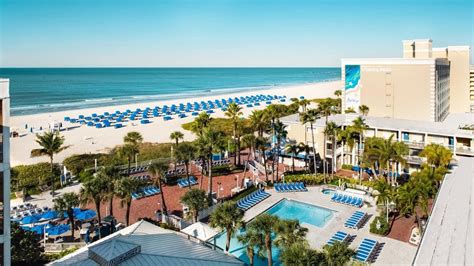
10, 80, 341, 166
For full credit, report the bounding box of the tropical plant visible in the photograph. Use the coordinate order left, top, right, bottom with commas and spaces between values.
324, 121, 341, 179
174, 142, 197, 188
359, 104, 370, 116
351, 117, 369, 184
249, 109, 269, 137
419, 143, 453, 169
247, 213, 280, 266
237, 227, 263, 266
373, 179, 395, 222
170, 131, 184, 147
30, 131, 69, 195
298, 142, 312, 171
53, 192, 80, 238
323, 241, 356, 266
148, 161, 170, 215
300, 108, 320, 174
225, 102, 244, 165
180, 188, 208, 222
79, 175, 108, 223
317, 98, 339, 180
273, 219, 308, 249
99, 166, 122, 217
256, 136, 270, 182
117, 143, 139, 175
280, 242, 325, 266
193, 111, 212, 135
242, 134, 257, 160
273, 121, 287, 182
11, 222, 45, 264
369, 215, 390, 235
209, 201, 244, 252
123, 131, 143, 146
114, 176, 145, 226
284, 143, 300, 172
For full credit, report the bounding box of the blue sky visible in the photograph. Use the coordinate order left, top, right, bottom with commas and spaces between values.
0, 0, 472, 67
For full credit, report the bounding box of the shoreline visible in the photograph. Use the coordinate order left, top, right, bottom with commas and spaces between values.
11, 80, 341, 166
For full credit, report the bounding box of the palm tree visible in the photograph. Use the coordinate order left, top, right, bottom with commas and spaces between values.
359, 104, 370, 116
237, 228, 264, 266
256, 136, 270, 182
53, 192, 80, 238
196, 128, 225, 201
30, 131, 69, 196
273, 219, 308, 249
323, 241, 356, 266
114, 176, 145, 226
419, 143, 453, 169
101, 166, 122, 216
209, 201, 244, 252
373, 179, 394, 222
351, 117, 369, 184
249, 109, 269, 137
324, 121, 341, 180
174, 142, 197, 189
170, 131, 184, 147
298, 143, 312, 171
273, 121, 287, 182
248, 213, 280, 266
148, 161, 169, 216
225, 103, 244, 165
242, 134, 257, 161
300, 109, 320, 175
79, 175, 108, 223
117, 144, 138, 175
284, 143, 300, 172
123, 131, 143, 145
194, 111, 212, 135
317, 98, 339, 180
280, 242, 325, 266
180, 188, 208, 222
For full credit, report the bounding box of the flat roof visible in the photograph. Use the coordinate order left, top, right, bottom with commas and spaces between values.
341, 58, 438, 65
414, 156, 473, 265
280, 113, 474, 139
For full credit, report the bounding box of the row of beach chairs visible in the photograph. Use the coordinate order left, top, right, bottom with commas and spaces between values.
133, 174, 150, 181
326, 231, 381, 263
237, 189, 270, 211
165, 168, 186, 177
121, 166, 149, 175
177, 176, 198, 188
331, 193, 364, 208
274, 182, 307, 192
132, 186, 160, 200
344, 211, 368, 229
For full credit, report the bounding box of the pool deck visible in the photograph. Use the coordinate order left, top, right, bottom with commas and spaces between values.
244, 186, 417, 265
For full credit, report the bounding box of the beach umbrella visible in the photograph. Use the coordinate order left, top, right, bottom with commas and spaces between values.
26, 224, 47, 235
40, 210, 58, 221
64, 208, 82, 219
46, 224, 70, 236
21, 215, 40, 224
76, 210, 97, 221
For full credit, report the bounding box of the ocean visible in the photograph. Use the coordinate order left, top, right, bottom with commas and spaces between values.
0, 68, 340, 116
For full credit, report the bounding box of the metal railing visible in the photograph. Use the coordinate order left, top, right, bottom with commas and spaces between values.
44, 242, 87, 253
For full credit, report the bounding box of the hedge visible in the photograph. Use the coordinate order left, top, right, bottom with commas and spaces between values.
11, 163, 61, 195
369, 216, 390, 235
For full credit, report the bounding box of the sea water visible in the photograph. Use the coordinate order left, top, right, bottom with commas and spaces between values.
0, 67, 340, 116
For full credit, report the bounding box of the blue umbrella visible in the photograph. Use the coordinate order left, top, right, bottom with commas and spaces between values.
76, 210, 97, 221
22, 224, 47, 235
64, 208, 82, 218
46, 224, 70, 236
40, 210, 58, 221
21, 215, 40, 224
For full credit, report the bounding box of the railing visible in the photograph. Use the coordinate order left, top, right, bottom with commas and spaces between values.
455, 146, 474, 156
402, 140, 426, 149
405, 155, 425, 165
326, 146, 344, 157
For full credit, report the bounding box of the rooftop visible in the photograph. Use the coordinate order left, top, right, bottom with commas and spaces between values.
50, 220, 243, 266
414, 156, 473, 265
280, 113, 474, 139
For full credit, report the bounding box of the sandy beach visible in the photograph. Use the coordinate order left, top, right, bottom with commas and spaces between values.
10, 80, 340, 166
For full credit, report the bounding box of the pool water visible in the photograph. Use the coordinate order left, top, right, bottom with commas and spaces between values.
322, 188, 336, 195
212, 199, 335, 265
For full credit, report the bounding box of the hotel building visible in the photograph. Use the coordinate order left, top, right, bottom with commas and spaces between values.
342, 39, 471, 122
0, 79, 10, 265
470, 65, 474, 111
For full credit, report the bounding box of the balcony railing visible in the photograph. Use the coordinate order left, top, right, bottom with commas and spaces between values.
455, 146, 474, 156
405, 155, 425, 165
402, 140, 425, 149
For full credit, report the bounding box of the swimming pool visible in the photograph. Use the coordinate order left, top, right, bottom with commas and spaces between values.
322, 188, 336, 196
212, 199, 335, 265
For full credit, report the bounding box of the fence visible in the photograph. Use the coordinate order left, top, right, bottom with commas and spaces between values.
44, 242, 87, 253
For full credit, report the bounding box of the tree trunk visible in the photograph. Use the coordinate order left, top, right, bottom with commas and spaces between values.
266, 234, 272, 266
207, 157, 213, 203
194, 210, 198, 223
125, 201, 131, 226
108, 196, 114, 216
50, 156, 55, 196
332, 133, 336, 180
292, 156, 295, 172
127, 157, 131, 176
323, 116, 328, 182
185, 162, 191, 189
248, 248, 254, 266
237, 137, 242, 166
310, 123, 317, 175
95, 200, 102, 224
158, 178, 168, 215
225, 227, 232, 252
358, 134, 362, 185
68, 210, 75, 239
233, 126, 237, 166
263, 153, 269, 182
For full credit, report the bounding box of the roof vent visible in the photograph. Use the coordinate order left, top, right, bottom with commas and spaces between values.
88, 238, 141, 266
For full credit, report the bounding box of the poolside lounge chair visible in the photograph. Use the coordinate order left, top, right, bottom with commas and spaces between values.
327, 231, 350, 246
354, 238, 378, 262
237, 189, 270, 211
344, 211, 367, 229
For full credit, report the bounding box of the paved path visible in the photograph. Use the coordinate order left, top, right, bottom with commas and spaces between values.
11, 182, 83, 209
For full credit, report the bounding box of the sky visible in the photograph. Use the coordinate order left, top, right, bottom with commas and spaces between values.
0, 0, 472, 67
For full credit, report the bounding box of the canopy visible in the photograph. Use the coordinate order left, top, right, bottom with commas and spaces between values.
46, 224, 70, 236
23, 224, 47, 235
180, 222, 219, 242
40, 210, 58, 221
76, 210, 97, 221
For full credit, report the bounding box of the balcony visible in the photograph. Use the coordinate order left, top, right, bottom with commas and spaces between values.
455, 146, 474, 156
326, 146, 344, 157
402, 140, 425, 149
405, 155, 425, 165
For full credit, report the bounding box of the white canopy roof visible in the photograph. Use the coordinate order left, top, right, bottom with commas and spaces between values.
180, 222, 220, 242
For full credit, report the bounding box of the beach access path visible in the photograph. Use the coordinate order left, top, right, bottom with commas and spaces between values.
10, 80, 340, 166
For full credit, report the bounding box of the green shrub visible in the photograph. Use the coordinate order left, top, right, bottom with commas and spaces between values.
369, 216, 390, 235
341, 164, 354, 170
63, 153, 110, 175
284, 174, 326, 185
11, 163, 60, 194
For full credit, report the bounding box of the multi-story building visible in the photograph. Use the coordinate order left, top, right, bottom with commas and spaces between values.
0, 79, 10, 265
470, 65, 474, 112
342, 39, 471, 122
